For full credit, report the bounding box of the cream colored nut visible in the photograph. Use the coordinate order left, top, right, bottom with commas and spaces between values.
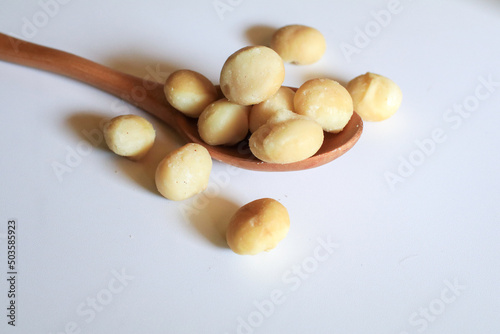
220, 46, 285, 106
249, 86, 295, 133
270, 24, 326, 65
347, 72, 402, 122
249, 111, 324, 164
155, 143, 212, 201
198, 98, 250, 146
226, 198, 290, 255
294, 78, 353, 133
265, 108, 299, 124
164, 69, 218, 118
103, 115, 155, 161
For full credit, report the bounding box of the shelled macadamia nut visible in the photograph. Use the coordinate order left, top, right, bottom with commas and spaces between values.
155, 143, 212, 201
271, 25, 326, 65
198, 98, 250, 146
103, 115, 155, 161
249, 86, 295, 133
294, 78, 353, 133
226, 198, 290, 255
220, 46, 285, 106
347, 72, 402, 122
249, 110, 324, 164
164, 69, 218, 118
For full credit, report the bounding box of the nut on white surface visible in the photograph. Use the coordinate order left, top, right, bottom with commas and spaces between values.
155, 143, 212, 201
271, 24, 326, 65
226, 198, 290, 255
103, 114, 156, 161
347, 72, 402, 122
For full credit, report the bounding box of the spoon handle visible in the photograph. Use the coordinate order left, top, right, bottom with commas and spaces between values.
0, 33, 178, 128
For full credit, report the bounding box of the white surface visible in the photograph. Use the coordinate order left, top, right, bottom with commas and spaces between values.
1, 0, 500, 333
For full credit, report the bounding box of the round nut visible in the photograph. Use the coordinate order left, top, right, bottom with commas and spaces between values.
226, 198, 290, 255
103, 114, 155, 161
198, 98, 250, 146
164, 69, 218, 118
155, 143, 212, 201
294, 78, 353, 133
249, 111, 324, 164
270, 24, 326, 65
249, 86, 295, 133
346, 72, 402, 121
220, 46, 285, 106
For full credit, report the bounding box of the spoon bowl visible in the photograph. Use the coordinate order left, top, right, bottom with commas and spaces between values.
0, 33, 362, 171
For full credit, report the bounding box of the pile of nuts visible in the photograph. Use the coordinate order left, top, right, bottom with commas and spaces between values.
102, 24, 403, 255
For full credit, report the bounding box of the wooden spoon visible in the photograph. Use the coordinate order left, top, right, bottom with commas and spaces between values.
0, 33, 362, 171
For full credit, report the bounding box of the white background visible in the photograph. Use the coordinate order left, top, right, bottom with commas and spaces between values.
1, 0, 499, 333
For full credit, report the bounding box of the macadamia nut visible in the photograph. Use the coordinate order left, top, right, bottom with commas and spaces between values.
226, 198, 290, 255
294, 78, 353, 133
164, 69, 218, 118
347, 72, 402, 122
249, 111, 324, 164
103, 115, 155, 161
220, 46, 285, 106
155, 143, 212, 201
271, 25, 326, 65
198, 98, 250, 146
249, 86, 295, 133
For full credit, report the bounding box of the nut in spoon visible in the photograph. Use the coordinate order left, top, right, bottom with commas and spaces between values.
0, 33, 362, 171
